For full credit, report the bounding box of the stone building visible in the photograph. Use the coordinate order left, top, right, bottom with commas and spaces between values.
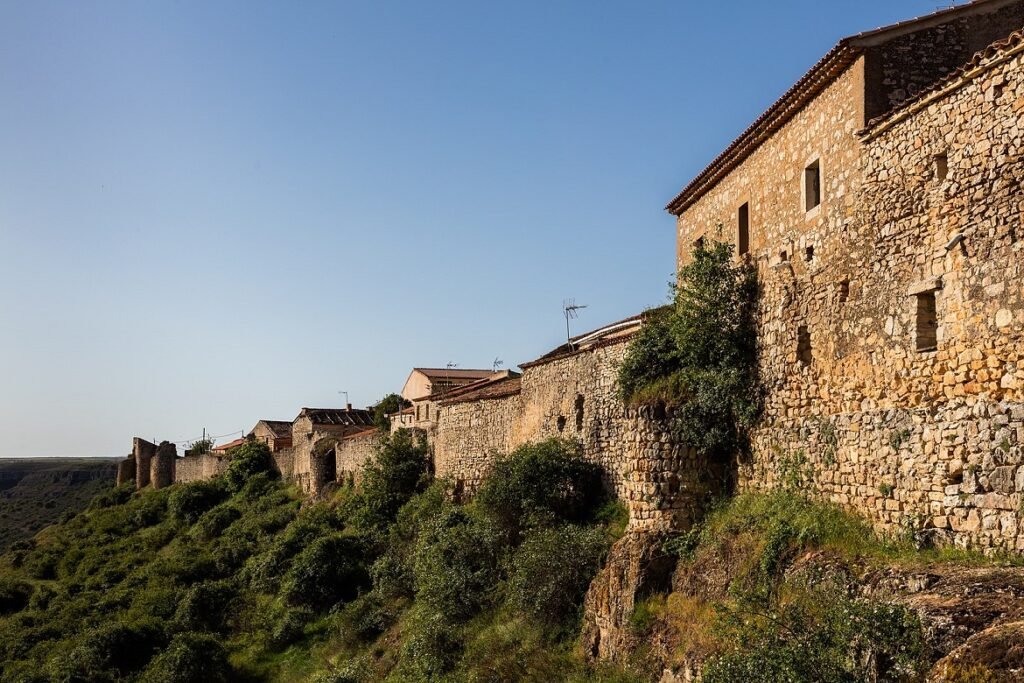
289, 406, 376, 496
667, 0, 1024, 549
248, 420, 293, 452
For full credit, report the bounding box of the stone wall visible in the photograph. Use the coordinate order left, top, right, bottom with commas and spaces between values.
434, 391, 523, 495
677, 27, 1024, 550
432, 340, 724, 531
133, 438, 156, 490
174, 452, 229, 484
150, 442, 176, 489
336, 430, 379, 485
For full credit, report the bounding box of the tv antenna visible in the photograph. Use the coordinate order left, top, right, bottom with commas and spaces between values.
492, 357, 503, 372
338, 390, 349, 407
563, 298, 588, 349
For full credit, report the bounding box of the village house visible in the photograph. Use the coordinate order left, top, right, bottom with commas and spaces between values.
248, 419, 293, 452
666, 0, 1024, 548
400, 367, 498, 402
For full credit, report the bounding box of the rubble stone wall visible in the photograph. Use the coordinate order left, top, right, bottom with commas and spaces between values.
434, 392, 523, 494
174, 452, 229, 484
336, 431, 379, 486
680, 34, 1024, 549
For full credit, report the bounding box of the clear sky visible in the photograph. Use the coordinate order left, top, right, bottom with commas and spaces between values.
0, 0, 945, 457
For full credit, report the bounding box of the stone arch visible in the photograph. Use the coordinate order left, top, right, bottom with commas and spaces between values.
310, 437, 339, 495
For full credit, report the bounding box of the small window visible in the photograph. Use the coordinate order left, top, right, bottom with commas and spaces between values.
797, 325, 812, 366
416, 405, 420, 420
915, 292, 938, 352
425, 404, 430, 420
556, 416, 567, 432
779, 249, 789, 263
934, 153, 948, 181
838, 279, 850, 303
804, 160, 821, 211
694, 236, 706, 251
574, 395, 585, 432
737, 203, 750, 256
804, 246, 814, 262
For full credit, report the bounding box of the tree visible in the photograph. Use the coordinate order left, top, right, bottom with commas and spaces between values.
372, 393, 411, 433
618, 236, 760, 458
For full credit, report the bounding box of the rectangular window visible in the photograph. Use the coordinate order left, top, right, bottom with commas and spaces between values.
934, 153, 948, 181
915, 292, 938, 352
738, 203, 750, 256
804, 160, 821, 211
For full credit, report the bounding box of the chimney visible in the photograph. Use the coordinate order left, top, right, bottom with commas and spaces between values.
346, 403, 353, 411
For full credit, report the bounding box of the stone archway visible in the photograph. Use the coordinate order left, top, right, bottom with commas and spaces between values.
310, 438, 339, 496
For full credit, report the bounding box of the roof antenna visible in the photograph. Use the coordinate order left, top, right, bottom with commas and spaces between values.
338, 390, 349, 409
563, 298, 588, 350
492, 357, 503, 372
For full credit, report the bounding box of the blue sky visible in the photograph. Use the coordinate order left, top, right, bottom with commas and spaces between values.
0, 0, 943, 456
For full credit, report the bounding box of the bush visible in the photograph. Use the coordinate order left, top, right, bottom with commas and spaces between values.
618, 237, 759, 458
702, 581, 925, 683
138, 632, 231, 683
173, 580, 236, 633
372, 393, 411, 433
193, 503, 241, 541
223, 440, 277, 494
413, 507, 501, 622
351, 430, 431, 536
168, 480, 227, 525
507, 525, 608, 630
89, 483, 135, 510
475, 439, 604, 541
0, 576, 33, 615
269, 607, 313, 649
398, 606, 463, 679
281, 535, 368, 609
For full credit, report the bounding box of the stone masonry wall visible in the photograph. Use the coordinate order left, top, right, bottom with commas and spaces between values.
336, 431, 379, 486
686, 36, 1024, 550
174, 452, 229, 484
432, 340, 725, 532
434, 392, 523, 494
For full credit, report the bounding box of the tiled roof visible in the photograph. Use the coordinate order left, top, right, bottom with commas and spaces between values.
342, 428, 379, 441
420, 370, 521, 402
414, 367, 497, 381
296, 407, 375, 427
519, 310, 658, 369
438, 376, 522, 406
257, 420, 292, 438
864, 26, 1024, 133
665, 0, 1014, 215
213, 438, 246, 453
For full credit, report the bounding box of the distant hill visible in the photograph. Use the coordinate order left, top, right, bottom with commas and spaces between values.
0, 458, 118, 551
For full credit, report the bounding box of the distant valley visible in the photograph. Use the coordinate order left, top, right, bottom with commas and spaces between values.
0, 458, 118, 551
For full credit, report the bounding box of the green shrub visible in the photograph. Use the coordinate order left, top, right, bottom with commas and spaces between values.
193, 503, 241, 541
351, 430, 431, 536
413, 507, 501, 622
223, 440, 278, 494
168, 480, 226, 525
89, 483, 135, 510
0, 576, 33, 615
506, 525, 608, 630
173, 580, 236, 633
282, 535, 367, 609
476, 439, 604, 541
138, 632, 231, 683
702, 581, 925, 683
269, 606, 313, 649
398, 606, 463, 679
618, 237, 760, 458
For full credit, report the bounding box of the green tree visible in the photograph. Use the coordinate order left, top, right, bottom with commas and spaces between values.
618, 236, 760, 457
372, 393, 411, 433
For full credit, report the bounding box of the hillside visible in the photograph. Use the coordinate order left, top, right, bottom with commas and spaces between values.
0, 458, 118, 552
2, 438, 1023, 682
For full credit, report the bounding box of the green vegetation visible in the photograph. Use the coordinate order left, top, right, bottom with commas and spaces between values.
0, 458, 119, 552
618, 237, 759, 457
372, 393, 412, 433
0, 436, 637, 682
